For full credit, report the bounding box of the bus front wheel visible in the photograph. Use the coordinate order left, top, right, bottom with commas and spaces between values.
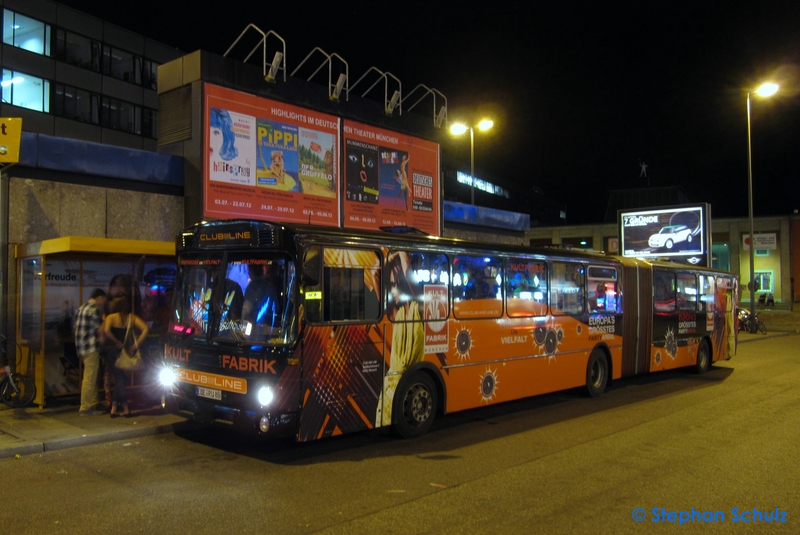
585, 349, 609, 397
393, 372, 437, 439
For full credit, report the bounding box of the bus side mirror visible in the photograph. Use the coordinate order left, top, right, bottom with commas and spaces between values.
303, 249, 320, 286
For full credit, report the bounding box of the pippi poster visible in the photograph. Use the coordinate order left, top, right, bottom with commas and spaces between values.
342, 120, 441, 236
204, 84, 340, 227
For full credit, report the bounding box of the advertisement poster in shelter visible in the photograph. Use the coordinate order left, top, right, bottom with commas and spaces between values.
204, 84, 340, 227
342, 120, 440, 236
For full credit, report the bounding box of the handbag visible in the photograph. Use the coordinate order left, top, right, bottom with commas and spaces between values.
115, 315, 142, 372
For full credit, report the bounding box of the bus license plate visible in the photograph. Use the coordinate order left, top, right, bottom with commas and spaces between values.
196, 386, 222, 401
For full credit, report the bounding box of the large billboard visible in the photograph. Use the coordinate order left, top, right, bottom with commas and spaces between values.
342, 120, 440, 235
619, 204, 711, 266
204, 84, 340, 227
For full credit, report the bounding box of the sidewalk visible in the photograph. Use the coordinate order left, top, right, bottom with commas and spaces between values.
0, 390, 196, 460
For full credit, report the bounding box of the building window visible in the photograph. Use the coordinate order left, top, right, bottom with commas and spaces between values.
53, 84, 99, 124
101, 96, 137, 134
55, 29, 101, 71
103, 45, 139, 84
3, 9, 51, 56
754, 271, 773, 294
2, 69, 50, 112
143, 59, 158, 91
142, 108, 156, 138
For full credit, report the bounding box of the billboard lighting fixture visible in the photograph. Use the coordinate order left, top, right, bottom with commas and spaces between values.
434, 105, 447, 128
330, 73, 347, 101
266, 51, 284, 83
386, 90, 401, 115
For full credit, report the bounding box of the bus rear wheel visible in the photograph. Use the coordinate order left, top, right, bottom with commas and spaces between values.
393, 372, 437, 439
585, 349, 609, 397
694, 340, 710, 374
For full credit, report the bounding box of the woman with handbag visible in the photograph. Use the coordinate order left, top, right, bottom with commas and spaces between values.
102, 296, 149, 418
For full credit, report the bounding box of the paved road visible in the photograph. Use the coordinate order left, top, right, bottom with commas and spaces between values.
6, 335, 799, 534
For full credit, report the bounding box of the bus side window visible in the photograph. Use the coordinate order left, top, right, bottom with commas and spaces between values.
677, 272, 697, 311
699, 274, 715, 312
653, 270, 676, 312
452, 255, 502, 319
587, 265, 619, 314
321, 248, 380, 323
386, 251, 449, 324
506, 258, 547, 317
550, 262, 585, 315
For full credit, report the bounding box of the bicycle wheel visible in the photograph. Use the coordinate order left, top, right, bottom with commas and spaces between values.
0, 373, 36, 407
757, 319, 767, 335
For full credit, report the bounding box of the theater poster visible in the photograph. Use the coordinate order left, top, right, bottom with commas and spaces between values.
204, 84, 340, 227
342, 120, 440, 236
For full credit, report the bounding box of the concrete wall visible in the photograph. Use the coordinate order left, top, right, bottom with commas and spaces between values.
4, 176, 184, 346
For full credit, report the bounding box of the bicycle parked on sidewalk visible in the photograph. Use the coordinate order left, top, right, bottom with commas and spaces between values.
0, 336, 36, 408
737, 308, 767, 335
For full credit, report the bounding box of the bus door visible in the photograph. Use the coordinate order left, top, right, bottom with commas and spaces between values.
297, 246, 384, 442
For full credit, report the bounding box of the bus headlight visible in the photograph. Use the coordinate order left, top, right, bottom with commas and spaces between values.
159, 367, 178, 388
257, 386, 274, 406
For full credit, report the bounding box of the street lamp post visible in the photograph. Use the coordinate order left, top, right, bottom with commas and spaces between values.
450, 119, 494, 205
745, 82, 778, 331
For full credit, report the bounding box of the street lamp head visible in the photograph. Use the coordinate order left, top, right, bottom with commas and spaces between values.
755, 82, 779, 97
477, 119, 494, 131
450, 123, 468, 135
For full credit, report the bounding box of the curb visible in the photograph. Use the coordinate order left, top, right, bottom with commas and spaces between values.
1, 419, 202, 460
738, 332, 793, 344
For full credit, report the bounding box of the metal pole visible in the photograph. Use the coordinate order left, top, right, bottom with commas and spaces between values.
469, 126, 475, 205
0, 171, 7, 358
746, 92, 756, 332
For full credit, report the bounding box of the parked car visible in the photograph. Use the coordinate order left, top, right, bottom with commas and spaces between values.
648, 224, 693, 249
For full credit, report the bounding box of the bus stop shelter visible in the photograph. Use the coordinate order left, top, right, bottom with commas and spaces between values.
15, 236, 175, 407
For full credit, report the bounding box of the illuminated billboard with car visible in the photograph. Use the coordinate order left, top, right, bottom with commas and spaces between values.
618, 204, 711, 266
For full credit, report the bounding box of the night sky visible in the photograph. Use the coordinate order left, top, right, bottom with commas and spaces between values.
57, 0, 800, 224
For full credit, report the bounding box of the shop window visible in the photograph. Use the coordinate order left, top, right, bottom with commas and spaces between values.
550, 262, 585, 315
506, 258, 547, 317
3, 9, 51, 56
452, 255, 502, 319
754, 271, 773, 294
711, 242, 730, 271
588, 265, 620, 314
2, 69, 50, 112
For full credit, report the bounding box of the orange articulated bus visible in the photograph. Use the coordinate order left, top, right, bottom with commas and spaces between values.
157, 219, 738, 441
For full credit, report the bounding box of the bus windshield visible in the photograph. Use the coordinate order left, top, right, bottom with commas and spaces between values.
174, 252, 297, 345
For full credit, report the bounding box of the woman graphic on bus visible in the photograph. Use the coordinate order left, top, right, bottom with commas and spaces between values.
377, 251, 424, 424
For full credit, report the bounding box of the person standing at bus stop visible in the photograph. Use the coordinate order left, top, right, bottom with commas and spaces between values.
74, 288, 107, 415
